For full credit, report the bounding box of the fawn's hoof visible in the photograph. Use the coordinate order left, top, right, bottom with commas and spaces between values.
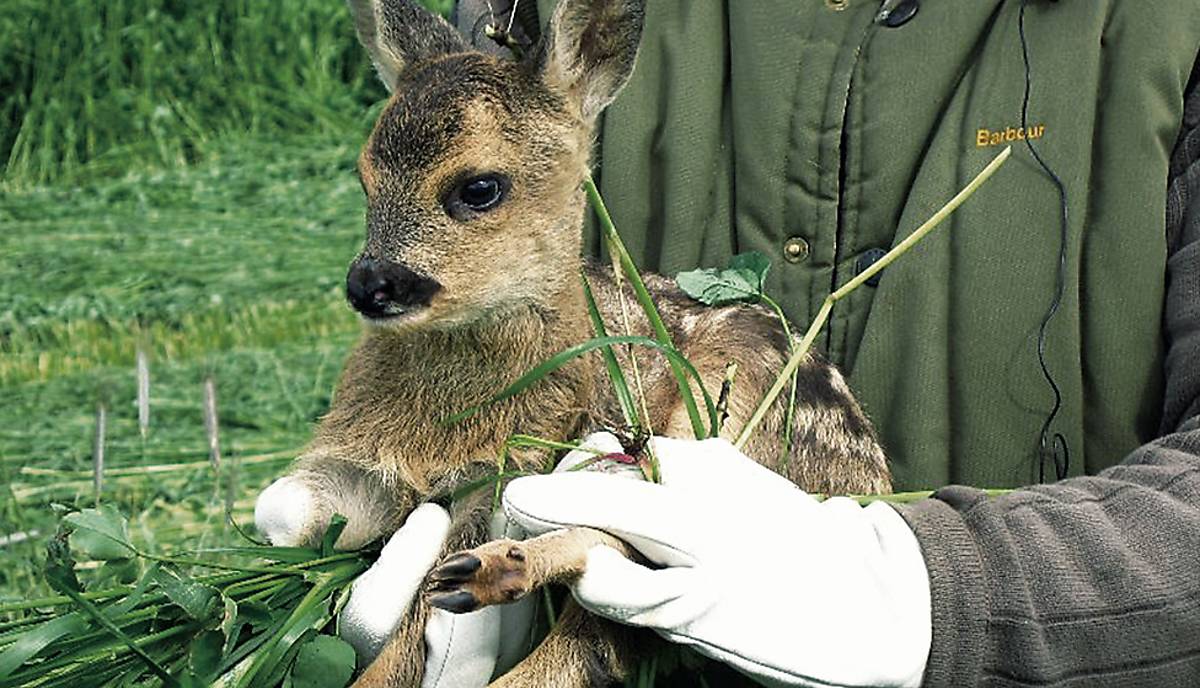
428, 540, 531, 612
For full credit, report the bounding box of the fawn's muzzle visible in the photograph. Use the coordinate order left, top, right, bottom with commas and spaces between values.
346, 256, 441, 319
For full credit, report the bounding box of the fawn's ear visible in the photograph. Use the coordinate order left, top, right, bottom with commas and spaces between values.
534, 0, 645, 121
348, 0, 469, 91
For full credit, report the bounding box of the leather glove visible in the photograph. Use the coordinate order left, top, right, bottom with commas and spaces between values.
254, 483, 534, 686
502, 434, 932, 688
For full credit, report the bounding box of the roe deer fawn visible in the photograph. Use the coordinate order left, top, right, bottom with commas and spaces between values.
260, 0, 891, 684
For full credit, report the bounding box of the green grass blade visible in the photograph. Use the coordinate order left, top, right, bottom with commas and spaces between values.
227, 567, 349, 688
446, 471, 536, 503
584, 178, 711, 439
581, 272, 641, 433
443, 335, 718, 433
506, 435, 591, 454
44, 580, 179, 687
0, 613, 88, 679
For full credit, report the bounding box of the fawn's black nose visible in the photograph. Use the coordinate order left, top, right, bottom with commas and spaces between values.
346, 256, 441, 318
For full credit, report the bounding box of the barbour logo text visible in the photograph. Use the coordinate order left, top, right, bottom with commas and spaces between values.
976, 124, 1045, 148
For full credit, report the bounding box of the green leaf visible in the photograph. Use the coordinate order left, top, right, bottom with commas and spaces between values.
230, 578, 337, 688
96, 558, 140, 586
199, 545, 323, 563
676, 251, 771, 306
63, 505, 134, 561
153, 566, 221, 621
45, 574, 180, 687
0, 613, 87, 679
189, 630, 224, 681
729, 251, 771, 291
289, 634, 356, 688
586, 177, 710, 439
239, 600, 277, 629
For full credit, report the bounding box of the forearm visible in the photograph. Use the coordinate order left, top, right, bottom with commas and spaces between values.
898, 417, 1200, 686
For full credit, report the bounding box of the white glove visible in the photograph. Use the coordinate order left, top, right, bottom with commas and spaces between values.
502, 435, 932, 688
254, 482, 534, 686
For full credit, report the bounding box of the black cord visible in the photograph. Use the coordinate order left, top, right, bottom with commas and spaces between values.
1019, 0, 1070, 482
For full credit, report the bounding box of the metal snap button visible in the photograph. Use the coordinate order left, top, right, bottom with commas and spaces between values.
825, 0, 849, 11
784, 237, 810, 264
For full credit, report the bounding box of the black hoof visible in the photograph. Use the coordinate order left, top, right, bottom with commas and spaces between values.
429, 590, 479, 613
431, 553, 482, 583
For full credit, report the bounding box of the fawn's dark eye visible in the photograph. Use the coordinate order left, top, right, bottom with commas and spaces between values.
445, 174, 509, 219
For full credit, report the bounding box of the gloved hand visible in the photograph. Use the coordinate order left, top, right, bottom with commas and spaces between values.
502, 435, 932, 688
254, 484, 534, 686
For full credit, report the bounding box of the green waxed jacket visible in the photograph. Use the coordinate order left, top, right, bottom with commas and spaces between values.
533, 0, 1200, 492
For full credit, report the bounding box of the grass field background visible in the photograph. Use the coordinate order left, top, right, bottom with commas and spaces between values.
0, 0, 457, 604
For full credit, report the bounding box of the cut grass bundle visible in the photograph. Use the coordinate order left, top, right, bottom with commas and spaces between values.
0, 507, 372, 688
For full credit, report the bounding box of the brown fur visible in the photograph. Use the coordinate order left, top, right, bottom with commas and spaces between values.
271, 0, 892, 685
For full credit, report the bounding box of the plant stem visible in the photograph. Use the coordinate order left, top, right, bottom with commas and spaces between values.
735, 146, 1012, 450
581, 273, 641, 433
818, 488, 1015, 506
760, 293, 799, 461
584, 177, 711, 440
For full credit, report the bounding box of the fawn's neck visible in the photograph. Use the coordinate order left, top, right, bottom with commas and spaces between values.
313, 274, 596, 494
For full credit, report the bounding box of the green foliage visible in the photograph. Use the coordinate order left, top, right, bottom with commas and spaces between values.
63, 506, 136, 561
420, 0, 457, 17
581, 274, 640, 432
584, 178, 714, 441
0, 134, 364, 386
0, 0, 386, 186
0, 511, 370, 687
675, 252, 771, 307
289, 635, 356, 688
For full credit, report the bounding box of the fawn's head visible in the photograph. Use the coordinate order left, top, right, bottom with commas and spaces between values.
344, 0, 644, 329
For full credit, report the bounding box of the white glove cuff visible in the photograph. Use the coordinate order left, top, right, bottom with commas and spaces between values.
863, 501, 932, 688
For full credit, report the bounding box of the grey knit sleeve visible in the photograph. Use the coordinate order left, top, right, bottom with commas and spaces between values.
896, 66, 1200, 687
899, 424, 1200, 686
1164, 66, 1200, 433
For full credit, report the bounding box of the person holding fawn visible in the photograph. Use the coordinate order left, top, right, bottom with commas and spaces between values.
257, 0, 1200, 685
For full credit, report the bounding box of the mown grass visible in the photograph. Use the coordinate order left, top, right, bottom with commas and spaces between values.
0, 132, 374, 385
0, 134, 367, 603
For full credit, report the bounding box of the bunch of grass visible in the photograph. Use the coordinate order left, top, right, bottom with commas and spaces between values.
0, 508, 371, 687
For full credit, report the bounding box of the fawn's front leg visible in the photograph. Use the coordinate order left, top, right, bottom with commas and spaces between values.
428, 526, 636, 612
428, 527, 645, 687
255, 453, 408, 549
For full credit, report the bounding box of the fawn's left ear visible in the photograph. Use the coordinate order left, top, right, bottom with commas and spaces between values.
348, 0, 469, 92
533, 0, 645, 122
